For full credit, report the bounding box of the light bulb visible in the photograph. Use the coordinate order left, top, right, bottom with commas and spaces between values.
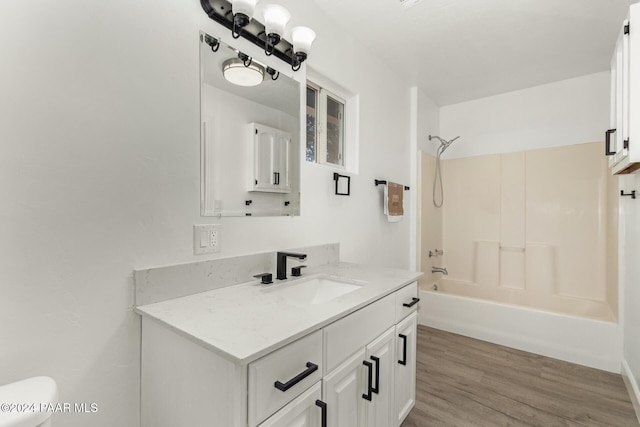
291, 26, 316, 57
263, 4, 290, 39
230, 0, 258, 19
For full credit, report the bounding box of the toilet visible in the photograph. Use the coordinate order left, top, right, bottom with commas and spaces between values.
0, 377, 58, 427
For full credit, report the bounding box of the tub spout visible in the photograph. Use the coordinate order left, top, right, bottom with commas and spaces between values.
432, 267, 448, 275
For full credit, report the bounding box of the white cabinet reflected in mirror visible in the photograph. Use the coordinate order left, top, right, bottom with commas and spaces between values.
200, 32, 302, 217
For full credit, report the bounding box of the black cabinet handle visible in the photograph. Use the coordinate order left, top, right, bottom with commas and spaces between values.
398, 334, 408, 365
606, 129, 617, 156
362, 360, 373, 401
403, 297, 420, 308
273, 172, 280, 185
371, 356, 380, 394
315, 400, 327, 427
274, 362, 318, 392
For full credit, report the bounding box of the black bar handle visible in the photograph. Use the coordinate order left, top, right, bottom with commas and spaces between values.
371, 356, 380, 394
315, 400, 327, 427
362, 360, 373, 401
274, 362, 318, 392
403, 297, 420, 308
606, 129, 617, 156
621, 190, 637, 199
273, 172, 280, 185
398, 334, 408, 365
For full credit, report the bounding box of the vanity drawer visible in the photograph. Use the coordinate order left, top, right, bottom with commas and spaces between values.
323, 293, 395, 374
395, 282, 419, 323
248, 330, 323, 427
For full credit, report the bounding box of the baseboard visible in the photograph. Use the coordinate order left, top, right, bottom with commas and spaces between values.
622, 359, 640, 424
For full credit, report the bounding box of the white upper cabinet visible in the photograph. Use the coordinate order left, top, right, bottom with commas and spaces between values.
249, 123, 292, 193
609, 4, 640, 174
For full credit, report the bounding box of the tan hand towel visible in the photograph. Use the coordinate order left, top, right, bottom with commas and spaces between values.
385, 181, 404, 222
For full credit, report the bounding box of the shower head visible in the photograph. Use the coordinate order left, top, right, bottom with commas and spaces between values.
429, 135, 460, 154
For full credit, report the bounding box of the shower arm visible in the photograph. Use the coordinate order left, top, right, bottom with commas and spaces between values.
429, 135, 447, 145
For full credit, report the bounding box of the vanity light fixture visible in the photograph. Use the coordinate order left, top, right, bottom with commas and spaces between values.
223, 54, 265, 86
201, 0, 315, 72
262, 4, 290, 56
230, 0, 259, 38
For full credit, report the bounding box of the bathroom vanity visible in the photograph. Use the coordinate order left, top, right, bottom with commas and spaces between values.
135, 258, 421, 427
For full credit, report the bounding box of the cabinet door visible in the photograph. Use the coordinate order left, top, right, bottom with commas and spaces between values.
322, 348, 366, 427
254, 129, 277, 191
609, 21, 630, 169
250, 123, 292, 193
273, 135, 291, 192
364, 326, 395, 427
259, 382, 323, 427
394, 312, 417, 427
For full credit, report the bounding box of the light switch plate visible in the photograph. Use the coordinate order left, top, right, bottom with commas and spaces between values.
194, 224, 221, 255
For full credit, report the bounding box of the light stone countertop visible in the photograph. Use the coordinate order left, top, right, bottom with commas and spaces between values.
135, 262, 422, 365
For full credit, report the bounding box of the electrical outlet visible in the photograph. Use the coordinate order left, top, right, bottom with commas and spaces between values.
194, 224, 221, 255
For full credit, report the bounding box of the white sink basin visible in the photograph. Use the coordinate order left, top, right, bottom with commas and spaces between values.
267, 276, 366, 305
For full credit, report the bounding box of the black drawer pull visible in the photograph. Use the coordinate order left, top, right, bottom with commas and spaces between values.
315, 399, 327, 427
398, 334, 408, 365
371, 356, 380, 394
605, 129, 616, 156
274, 362, 318, 392
403, 297, 420, 308
362, 360, 373, 401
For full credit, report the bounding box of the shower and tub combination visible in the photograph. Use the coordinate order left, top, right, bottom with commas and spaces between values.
419, 141, 622, 372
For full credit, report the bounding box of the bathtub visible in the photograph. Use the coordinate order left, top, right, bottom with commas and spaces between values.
418, 285, 623, 373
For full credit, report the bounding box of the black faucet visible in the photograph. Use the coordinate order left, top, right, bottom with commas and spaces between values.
276, 252, 307, 280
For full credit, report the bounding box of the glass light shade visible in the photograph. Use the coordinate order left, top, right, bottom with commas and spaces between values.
263, 5, 290, 37
222, 58, 264, 87
231, 0, 258, 18
290, 26, 316, 55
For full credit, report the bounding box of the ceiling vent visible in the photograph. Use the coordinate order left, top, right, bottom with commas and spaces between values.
399, 0, 423, 9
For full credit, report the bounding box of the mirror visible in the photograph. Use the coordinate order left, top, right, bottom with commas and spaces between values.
200, 32, 302, 217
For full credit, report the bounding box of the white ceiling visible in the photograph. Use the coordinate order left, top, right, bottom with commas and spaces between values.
309, 0, 634, 105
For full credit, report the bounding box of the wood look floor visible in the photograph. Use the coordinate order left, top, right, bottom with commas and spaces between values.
401, 326, 639, 427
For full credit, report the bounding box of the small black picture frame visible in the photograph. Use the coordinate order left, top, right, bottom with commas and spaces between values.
333, 173, 351, 196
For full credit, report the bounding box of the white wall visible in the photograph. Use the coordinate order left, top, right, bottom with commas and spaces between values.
440, 72, 609, 159
621, 173, 640, 414
0, 1, 412, 426
411, 87, 441, 281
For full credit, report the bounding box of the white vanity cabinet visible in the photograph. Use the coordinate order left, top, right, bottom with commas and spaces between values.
319, 282, 419, 427
249, 123, 292, 193
608, 3, 640, 175
140, 281, 419, 427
